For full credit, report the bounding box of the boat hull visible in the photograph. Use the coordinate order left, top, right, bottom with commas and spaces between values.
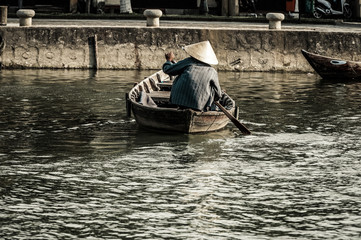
131, 102, 233, 133
302, 49, 361, 81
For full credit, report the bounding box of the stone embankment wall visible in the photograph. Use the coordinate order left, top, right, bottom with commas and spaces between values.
1, 26, 361, 72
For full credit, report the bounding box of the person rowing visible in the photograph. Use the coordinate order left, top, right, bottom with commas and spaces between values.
162, 40, 222, 112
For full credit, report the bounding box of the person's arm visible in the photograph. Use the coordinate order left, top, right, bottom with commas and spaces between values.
162, 54, 193, 76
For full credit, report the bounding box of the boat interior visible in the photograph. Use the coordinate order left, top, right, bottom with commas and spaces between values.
128, 71, 235, 111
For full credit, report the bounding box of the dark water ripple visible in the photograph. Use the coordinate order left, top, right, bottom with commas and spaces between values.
1, 70, 361, 239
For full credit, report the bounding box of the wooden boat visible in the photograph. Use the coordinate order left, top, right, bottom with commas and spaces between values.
301, 49, 361, 81
125, 70, 239, 133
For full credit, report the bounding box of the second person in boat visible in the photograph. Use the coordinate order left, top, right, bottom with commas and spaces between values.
162, 40, 222, 112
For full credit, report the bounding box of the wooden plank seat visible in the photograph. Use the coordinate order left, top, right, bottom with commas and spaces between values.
148, 91, 171, 102
157, 81, 173, 91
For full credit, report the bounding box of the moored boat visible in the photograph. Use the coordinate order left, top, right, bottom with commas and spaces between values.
301, 49, 361, 81
126, 70, 239, 134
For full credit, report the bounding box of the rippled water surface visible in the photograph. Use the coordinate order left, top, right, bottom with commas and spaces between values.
1, 69, 361, 239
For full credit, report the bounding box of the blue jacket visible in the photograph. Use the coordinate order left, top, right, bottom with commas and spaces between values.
162, 57, 222, 111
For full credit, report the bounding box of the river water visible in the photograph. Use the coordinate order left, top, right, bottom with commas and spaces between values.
0, 69, 360, 239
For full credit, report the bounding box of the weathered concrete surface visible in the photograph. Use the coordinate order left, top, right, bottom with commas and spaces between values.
1, 19, 361, 72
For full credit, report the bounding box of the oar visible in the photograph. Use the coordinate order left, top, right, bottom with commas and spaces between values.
215, 101, 251, 135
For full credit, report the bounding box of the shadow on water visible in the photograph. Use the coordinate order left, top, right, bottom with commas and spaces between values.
1, 69, 361, 239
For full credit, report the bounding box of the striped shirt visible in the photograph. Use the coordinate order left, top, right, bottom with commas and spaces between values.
162, 57, 222, 111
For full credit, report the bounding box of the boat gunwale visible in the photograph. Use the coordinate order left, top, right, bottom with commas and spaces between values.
130, 98, 230, 116
302, 50, 361, 65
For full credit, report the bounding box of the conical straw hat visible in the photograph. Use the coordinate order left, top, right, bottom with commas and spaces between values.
183, 41, 218, 65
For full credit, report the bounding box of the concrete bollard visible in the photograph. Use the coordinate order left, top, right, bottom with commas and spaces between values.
16, 9, 36, 26
266, 13, 285, 30
0, 6, 8, 26
143, 9, 162, 27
